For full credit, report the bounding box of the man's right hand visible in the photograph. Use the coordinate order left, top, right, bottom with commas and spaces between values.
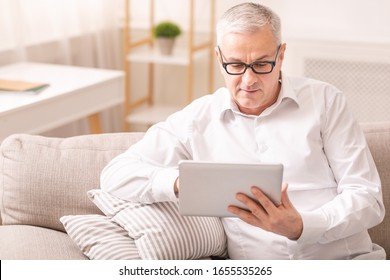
174, 177, 180, 194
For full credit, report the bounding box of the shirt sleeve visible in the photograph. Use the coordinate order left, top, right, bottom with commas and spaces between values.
298, 89, 385, 244
100, 110, 192, 204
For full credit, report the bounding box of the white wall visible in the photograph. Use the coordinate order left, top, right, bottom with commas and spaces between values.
129, 0, 390, 43
276, 0, 390, 43
128, 0, 390, 129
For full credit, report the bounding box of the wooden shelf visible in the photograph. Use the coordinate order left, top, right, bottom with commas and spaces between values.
123, 0, 215, 130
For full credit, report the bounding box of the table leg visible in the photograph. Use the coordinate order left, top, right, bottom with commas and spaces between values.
88, 113, 102, 134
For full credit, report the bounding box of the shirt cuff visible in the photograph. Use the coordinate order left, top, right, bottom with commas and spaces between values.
151, 168, 179, 202
297, 209, 329, 244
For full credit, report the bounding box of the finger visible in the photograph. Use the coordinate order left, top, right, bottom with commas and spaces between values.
250, 186, 275, 213
227, 205, 247, 216
280, 182, 292, 207
236, 192, 268, 219
227, 204, 251, 219
174, 177, 180, 193
236, 192, 265, 212
227, 205, 261, 227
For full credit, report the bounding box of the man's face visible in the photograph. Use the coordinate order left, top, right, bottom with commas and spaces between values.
216, 27, 286, 116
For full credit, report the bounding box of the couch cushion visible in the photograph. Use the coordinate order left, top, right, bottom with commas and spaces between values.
361, 122, 390, 259
0, 133, 144, 231
0, 225, 87, 259
60, 214, 141, 260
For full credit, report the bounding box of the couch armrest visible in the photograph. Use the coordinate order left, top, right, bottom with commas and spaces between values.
361, 121, 390, 259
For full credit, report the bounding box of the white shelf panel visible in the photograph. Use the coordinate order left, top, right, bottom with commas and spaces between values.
127, 47, 189, 65
126, 104, 183, 125
127, 45, 210, 66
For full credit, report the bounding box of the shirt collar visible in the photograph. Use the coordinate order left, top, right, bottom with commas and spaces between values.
219, 72, 300, 120
279, 71, 299, 106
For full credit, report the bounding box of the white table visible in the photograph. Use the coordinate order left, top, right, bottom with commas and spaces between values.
0, 62, 124, 141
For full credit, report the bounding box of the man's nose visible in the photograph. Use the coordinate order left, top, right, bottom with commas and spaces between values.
241, 66, 258, 85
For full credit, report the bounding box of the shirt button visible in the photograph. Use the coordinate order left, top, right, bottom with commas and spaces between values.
256, 144, 268, 153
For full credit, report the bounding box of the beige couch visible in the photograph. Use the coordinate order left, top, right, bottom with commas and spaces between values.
0, 122, 389, 260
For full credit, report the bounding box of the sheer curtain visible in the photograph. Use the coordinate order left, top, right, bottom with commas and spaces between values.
0, 0, 124, 136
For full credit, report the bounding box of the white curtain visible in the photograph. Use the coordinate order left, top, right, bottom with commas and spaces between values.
0, 0, 124, 136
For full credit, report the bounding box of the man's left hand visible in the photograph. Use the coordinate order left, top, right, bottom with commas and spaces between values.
227, 183, 303, 240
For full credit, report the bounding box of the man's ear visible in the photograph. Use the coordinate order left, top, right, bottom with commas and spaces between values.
215, 47, 222, 63
279, 43, 287, 62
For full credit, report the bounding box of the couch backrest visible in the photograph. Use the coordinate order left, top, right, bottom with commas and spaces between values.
361, 122, 390, 259
0, 132, 144, 231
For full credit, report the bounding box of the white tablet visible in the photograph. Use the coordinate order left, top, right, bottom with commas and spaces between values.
178, 160, 283, 217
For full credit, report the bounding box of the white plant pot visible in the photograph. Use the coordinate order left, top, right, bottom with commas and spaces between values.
156, 37, 176, 55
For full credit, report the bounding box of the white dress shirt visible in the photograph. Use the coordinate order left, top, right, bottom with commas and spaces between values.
101, 73, 385, 259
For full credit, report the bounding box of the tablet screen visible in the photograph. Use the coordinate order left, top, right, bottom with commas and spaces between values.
178, 161, 283, 217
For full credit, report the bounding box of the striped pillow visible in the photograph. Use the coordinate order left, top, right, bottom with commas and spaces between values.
87, 189, 228, 260
60, 214, 141, 260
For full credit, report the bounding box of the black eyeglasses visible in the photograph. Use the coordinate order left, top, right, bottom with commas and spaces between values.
218, 44, 282, 75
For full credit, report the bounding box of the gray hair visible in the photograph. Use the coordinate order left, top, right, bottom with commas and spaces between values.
216, 2, 281, 45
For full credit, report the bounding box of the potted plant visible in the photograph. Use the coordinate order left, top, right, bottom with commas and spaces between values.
153, 21, 182, 55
